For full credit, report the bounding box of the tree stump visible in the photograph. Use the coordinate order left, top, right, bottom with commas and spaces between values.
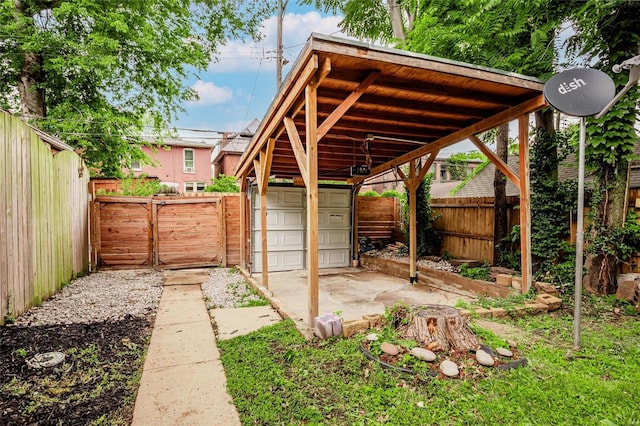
397, 305, 479, 352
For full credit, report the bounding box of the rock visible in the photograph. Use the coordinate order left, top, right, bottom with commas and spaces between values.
410, 347, 436, 362
475, 349, 495, 367
440, 360, 459, 377
366, 333, 379, 341
496, 274, 513, 287
507, 339, 517, 349
496, 347, 513, 357
533, 281, 560, 296
479, 344, 497, 357
534, 293, 562, 311
616, 274, 640, 304
380, 342, 399, 356
342, 319, 371, 338
497, 358, 528, 370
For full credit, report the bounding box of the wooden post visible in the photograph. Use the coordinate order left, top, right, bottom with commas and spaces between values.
408, 159, 417, 282
306, 78, 319, 327
220, 196, 227, 267
260, 192, 269, 288
239, 177, 247, 270
519, 115, 532, 292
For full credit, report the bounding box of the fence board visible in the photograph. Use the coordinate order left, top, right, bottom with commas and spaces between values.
357, 197, 396, 242
0, 112, 88, 324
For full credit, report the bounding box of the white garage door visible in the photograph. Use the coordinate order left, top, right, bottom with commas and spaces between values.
252, 185, 351, 272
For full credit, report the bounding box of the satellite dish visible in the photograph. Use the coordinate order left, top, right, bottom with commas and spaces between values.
543, 68, 615, 117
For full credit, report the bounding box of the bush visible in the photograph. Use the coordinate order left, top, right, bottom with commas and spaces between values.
205, 174, 240, 193
359, 190, 380, 197
381, 190, 402, 198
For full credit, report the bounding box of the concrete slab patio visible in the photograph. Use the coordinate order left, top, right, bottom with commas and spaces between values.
249, 267, 476, 334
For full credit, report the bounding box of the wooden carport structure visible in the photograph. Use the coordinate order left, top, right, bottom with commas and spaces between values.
235, 34, 547, 327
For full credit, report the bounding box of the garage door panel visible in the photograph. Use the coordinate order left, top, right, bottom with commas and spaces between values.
318, 209, 350, 228
254, 209, 304, 230
319, 229, 350, 248
253, 251, 304, 272
319, 249, 350, 267
319, 189, 351, 208
253, 230, 304, 251
255, 188, 304, 208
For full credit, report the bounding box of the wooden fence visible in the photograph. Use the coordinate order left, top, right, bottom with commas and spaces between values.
1, 113, 89, 325
430, 196, 521, 264
91, 194, 241, 270
356, 196, 399, 242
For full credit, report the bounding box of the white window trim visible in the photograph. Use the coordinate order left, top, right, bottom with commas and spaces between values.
131, 161, 142, 171
184, 182, 206, 193
183, 148, 195, 173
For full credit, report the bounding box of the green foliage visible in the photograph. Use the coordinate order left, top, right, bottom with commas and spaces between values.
98, 176, 161, 196
0, 0, 271, 176
458, 262, 491, 282
219, 314, 640, 425
359, 190, 380, 197
446, 151, 486, 180
450, 158, 489, 195
402, 174, 441, 256
205, 174, 240, 193
380, 189, 402, 198
529, 127, 578, 287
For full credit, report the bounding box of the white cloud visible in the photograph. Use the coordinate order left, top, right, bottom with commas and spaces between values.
209, 11, 348, 73
189, 80, 233, 106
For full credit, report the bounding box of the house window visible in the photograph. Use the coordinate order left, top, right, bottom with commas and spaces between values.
184, 149, 195, 173
131, 161, 142, 171
185, 182, 206, 193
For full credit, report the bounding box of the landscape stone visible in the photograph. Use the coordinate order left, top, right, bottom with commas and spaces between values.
512, 276, 523, 290
490, 307, 508, 319
479, 344, 497, 357
440, 360, 459, 377
475, 349, 495, 367
616, 274, 640, 303
380, 342, 399, 356
534, 293, 562, 311
496, 274, 513, 287
533, 281, 560, 296
507, 339, 517, 349
410, 347, 436, 362
342, 319, 370, 338
496, 347, 513, 357
363, 314, 386, 328
497, 358, 528, 370
366, 333, 379, 341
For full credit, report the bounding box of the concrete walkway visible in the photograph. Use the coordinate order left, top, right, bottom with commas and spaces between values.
131, 282, 240, 425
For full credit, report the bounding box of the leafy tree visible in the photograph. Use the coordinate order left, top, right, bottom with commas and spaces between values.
565, 0, 640, 294
359, 190, 380, 197
0, 0, 271, 176
205, 174, 240, 193
381, 189, 402, 198
301, 0, 418, 42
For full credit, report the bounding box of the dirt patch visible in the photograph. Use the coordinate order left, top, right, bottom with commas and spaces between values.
0, 317, 154, 425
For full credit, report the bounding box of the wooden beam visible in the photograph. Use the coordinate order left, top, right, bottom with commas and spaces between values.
416, 151, 440, 188
236, 54, 319, 178
317, 70, 380, 140
469, 135, 520, 187
259, 138, 276, 192
283, 117, 309, 187
260, 191, 269, 289
408, 159, 417, 281
253, 159, 264, 195
317, 57, 332, 86
366, 94, 547, 180
306, 77, 320, 327
518, 115, 532, 293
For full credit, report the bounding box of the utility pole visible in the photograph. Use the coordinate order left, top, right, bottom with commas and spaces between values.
276, 0, 288, 89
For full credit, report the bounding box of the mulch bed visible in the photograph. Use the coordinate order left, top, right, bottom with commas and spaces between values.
0, 317, 154, 425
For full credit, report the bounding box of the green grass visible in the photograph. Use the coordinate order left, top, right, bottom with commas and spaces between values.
218, 305, 640, 425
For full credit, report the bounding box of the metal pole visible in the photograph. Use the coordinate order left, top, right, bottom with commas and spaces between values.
276, 0, 283, 89
573, 116, 586, 350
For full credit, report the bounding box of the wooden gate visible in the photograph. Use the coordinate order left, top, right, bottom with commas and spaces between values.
92, 195, 238, 270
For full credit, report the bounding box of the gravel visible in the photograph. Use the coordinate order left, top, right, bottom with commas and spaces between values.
364, 246, 457, 272
11, 267, 263, 327
13, 270, 164, 326
201, 268, 266, 309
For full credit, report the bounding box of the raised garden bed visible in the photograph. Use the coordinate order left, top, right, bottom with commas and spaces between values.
360, 254, 519, 298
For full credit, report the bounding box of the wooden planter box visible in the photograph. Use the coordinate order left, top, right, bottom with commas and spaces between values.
360, 254, 518, 298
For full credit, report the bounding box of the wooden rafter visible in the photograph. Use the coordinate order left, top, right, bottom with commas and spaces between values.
317, 70, 380, 140
283, 117, 309, 187
469, 135, 519, 187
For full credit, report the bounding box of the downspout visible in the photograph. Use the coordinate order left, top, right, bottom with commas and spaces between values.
351, 182, 362, 266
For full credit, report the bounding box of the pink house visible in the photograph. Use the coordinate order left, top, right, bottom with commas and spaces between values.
131, 138, 214, 193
